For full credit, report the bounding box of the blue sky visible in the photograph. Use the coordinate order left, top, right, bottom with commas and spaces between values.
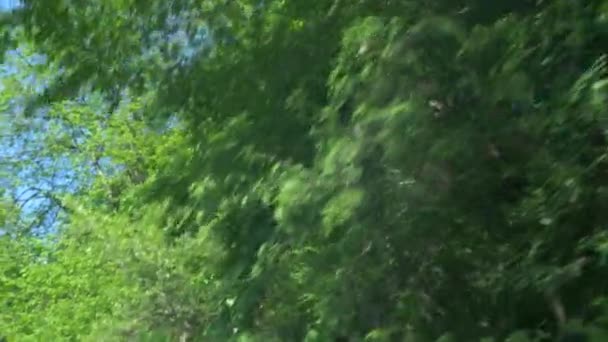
0, 0, 18, 11
0, 0, 58, 235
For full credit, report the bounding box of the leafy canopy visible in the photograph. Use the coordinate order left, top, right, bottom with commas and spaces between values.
2, 0, 608, 341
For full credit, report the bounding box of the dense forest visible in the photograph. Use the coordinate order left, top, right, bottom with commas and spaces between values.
2, 0, 608, 341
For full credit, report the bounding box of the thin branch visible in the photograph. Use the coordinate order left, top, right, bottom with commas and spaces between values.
14, 50, 34, 69
326, 0, 342, 20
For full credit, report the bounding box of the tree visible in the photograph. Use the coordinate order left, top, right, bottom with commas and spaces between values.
2, 0, 608, 340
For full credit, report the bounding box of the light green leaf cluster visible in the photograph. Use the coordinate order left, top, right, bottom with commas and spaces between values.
3, 0, 608, 341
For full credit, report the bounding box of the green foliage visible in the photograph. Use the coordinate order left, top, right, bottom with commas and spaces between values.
3, 0, 608, 341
